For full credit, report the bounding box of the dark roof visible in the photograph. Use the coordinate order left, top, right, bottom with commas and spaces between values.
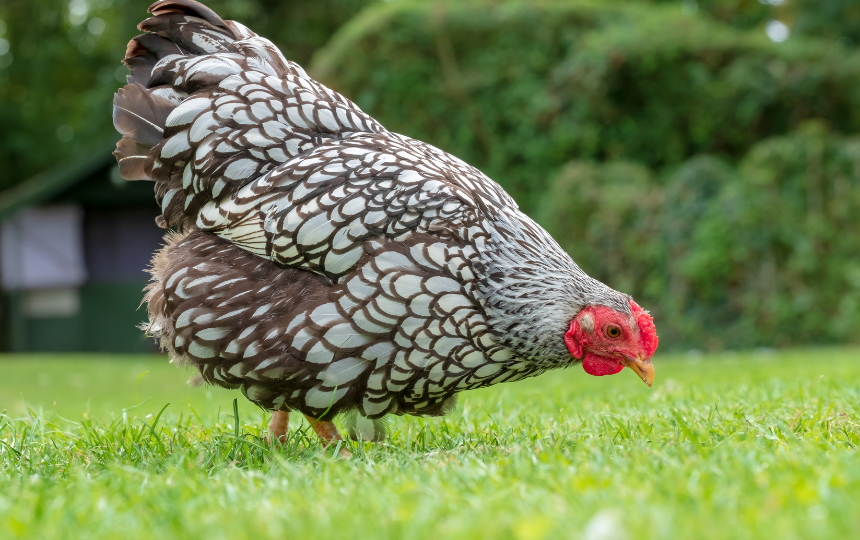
0, 141, 117, 221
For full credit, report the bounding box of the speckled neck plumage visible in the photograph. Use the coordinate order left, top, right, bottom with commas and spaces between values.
474, 207, 631, 366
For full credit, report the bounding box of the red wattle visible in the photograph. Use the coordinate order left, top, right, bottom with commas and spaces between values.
582, 354, 624, 376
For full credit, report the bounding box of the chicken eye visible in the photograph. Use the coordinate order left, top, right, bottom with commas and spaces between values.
606, 325, 622, 339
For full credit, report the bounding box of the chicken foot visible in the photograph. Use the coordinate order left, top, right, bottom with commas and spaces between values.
268, 410, 351, 457
304, 414, 352, 458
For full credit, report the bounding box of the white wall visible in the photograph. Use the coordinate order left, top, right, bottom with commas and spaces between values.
1, 204, 87, 291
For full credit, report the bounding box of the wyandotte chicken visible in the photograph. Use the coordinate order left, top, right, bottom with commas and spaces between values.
114, 0, 658, 451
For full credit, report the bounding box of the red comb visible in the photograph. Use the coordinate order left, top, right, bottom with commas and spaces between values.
630, 300, 658, 357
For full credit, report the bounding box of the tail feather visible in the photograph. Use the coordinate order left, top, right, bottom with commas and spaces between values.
138, 13, 235, 55
232, 37, 301, 79
132, 34, 187, 63
113, 136, 152, 181
147, 0, 233, 31
223, 19, 256, 41
113, 0, 384, 228
123, 40, 158, 85
113, 83, 183, 146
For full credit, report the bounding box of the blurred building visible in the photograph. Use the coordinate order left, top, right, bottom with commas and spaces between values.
0, 144, 163, 352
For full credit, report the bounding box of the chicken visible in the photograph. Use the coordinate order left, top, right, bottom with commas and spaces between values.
113, 0, 658, 449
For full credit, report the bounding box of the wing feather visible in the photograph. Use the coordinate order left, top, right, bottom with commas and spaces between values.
113, 0, 516, 278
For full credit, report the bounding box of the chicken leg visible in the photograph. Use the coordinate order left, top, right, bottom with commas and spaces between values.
304, 414, 352, 458
269, 410, 290, 444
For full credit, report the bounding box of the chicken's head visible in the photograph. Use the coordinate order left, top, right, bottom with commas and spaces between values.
564, 300, 658, 387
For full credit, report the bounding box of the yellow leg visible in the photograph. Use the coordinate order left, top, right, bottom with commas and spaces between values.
269, 410, 290, 444
304, 414, 352, 458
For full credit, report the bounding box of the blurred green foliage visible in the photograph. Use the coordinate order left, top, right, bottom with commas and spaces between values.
640, 0, 860, 45
1, 0, 859, 349
635, 0, 772, 30
0, 0, 375, 189
540, 124, 860, 348
313, 0, 860, 211
312, 0, 860, 348
789, 0, 860, 46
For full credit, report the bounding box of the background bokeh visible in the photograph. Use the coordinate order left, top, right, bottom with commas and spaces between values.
0, 0, 858, 350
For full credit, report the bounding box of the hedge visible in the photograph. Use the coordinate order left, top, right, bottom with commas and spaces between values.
0, 0, 376, 189
540, 123, 860, 349
311, 0, 860, 211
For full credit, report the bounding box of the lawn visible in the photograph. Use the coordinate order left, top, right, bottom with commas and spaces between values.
1, 348, 859, 540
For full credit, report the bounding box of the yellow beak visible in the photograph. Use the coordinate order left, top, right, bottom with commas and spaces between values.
622, 354, 654, 387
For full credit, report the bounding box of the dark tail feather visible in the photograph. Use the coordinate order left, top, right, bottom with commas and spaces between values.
112, 0, 270, 190
114, 136, 152, 181
147, 0, 233, 31
113, 83, 184, 147
138, 13, 234, 55
134, 34, 186, 63
123, 39, 159, 86
113, 1, 237, 181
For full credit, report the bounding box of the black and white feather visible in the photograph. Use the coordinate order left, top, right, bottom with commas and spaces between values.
115, 0, 632, 422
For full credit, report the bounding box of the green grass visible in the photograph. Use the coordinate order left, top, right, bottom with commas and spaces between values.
1, 348, 859, 540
